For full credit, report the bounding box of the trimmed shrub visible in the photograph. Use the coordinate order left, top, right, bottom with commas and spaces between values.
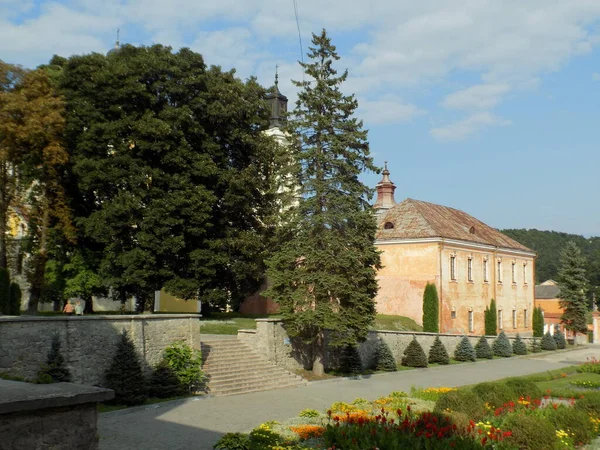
104, 331, 148, 405
374, 339, 397, 372
213, 432, 251, 450
541, 331, 557, 350
162, 341, 204, 392
401, 337, 428, 368
501, 414, 557, 450
249, 424, 284, 448
474, 336, 493, 359
492, 331, 513, 357
471, 382, 515, 408
484, 299, 497, 336
504, 378, 542, 400
148, 361, 183, 398
422, 282, 439, 332
35, 334, 71, 383
428, 336, 450, 365
9, 282, 21, 315
339, 344, 362, 374
298, 409, 321, 418
575, 392, 600, 416
530, 337, 542, 353
453, 336, 476, 362
434, 389, 487, 420
533, 306, 544, 337
553, 328, 567, 349
544, 406, 595, 445
512, 334, 528, 355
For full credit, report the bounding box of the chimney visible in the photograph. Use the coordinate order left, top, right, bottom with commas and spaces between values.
374, 162, 396, 212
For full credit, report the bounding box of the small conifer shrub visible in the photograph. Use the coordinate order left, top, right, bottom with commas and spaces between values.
541, 331, 557, 351
454, 336, 476, 362
401, 337, 428, 368
530, 337, 542, 353
422, 283, 439, 333
512, 334, 528, 355
149, 361, 183, 398
36, 334, 71, 383
475, 336, 493, 359
339, 344, 363, 374
428, 336, 450, 365
374, 339, 397, 372
492, 331, 513, 357
553, 328, 567, 349
104, 331, 148, 405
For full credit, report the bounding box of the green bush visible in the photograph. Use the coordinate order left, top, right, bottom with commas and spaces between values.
298, 409, 321, 418
474, 336, 493, 359
471, 382, 515, 409
544, 406, 595, 445
434, 389, 487, 420
339, 344, 362, 374
501, 414, 557, 450
374, 339, 396, 372
453, 336, 476, 362
428, 336, 450, 365
530, 337, 542, 353
512, 334, 528, 355
577, 359, 600, 374
575, 392, 600, 416
213, 432, 251, 450
553, 328, 567, 349
401, 337, 428, 368
162, 341, 204, 392
35, 334, 71, 383
9, 282, 21, 315
249, 424, 284, 449
148, 360, 183, 398
541, 331, 557, 351
533, 306, 544, 337
104, 331, 148, 406
504, 378, 542, 400
492, 331, 513, 357
422, 282, 439, 332
485, 299, 497, 336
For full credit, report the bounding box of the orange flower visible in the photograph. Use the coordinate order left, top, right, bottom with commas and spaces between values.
290, 424, 325, 440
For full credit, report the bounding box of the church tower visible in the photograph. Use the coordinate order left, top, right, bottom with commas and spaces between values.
373, 162, 396, 215
264, 69, 288, 146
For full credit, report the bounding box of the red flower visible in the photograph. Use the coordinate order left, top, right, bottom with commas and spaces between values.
503, 431, 512, 437
481, 437, 488, 445
469, 420, 475, 428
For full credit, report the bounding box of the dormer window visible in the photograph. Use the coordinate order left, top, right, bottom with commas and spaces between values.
383, 222, 394, 230
469, 226, 476, 234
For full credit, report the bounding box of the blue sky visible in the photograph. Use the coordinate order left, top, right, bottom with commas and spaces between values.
2, 0, 600, 236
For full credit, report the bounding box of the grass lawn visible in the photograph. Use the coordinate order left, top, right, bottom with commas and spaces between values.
372, 314, 422, 332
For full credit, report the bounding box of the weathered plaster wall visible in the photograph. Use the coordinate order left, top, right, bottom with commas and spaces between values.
0, 315, 201, 386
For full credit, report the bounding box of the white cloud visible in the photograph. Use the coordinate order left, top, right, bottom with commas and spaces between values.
443, 84, 511, 110
430, 112, 511, 142
359, 97, 425, 125
593, 72, 600, 81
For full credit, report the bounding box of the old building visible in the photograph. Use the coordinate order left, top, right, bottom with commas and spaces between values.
374, 166, 536, 335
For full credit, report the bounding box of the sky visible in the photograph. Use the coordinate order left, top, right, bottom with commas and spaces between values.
2, 0, 600, 236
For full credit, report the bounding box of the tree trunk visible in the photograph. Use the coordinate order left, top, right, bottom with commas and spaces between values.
0, 162, 9, 269
312, 330, 325, 376
26, 197, 50, 314
84, 294, 94, 314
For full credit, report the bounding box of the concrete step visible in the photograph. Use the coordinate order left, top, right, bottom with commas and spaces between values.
203, 354, 265, 364
208, 369, 301, 384
202, 360, 275, 371
208, 375, 304, 390
208, 380, 306, 396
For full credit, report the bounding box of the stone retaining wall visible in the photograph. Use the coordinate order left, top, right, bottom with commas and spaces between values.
0, 314, 201, 385
240, 319, 537, 372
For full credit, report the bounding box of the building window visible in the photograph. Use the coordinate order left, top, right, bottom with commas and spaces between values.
497, 260, 502, 283
483, 258, 488, 282
468, 257, 473, 282
468, 310, 474, 332
498, 309, 503, 329
451, 310, 457, 319
512, 309, 517, 329
523, 263, 528, 285
384, 221, 394, 229
524, 309, 528, 328
450, 255, 456, 281
511, 262, 516, 284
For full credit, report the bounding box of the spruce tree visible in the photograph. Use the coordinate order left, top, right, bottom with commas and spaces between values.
492, 331, 513, 357
541, 331, 557, 350
485, 299, 497, 336
104, 331, 147, 405
533, 306, 544, 337
148, 361, 183, 398
557, 242, 589, 344
428, 336, 450, 365
475, 336, 494, 359
422, 283, 439, 332
37, 334, 71, 383
531, 337, 542, 353
402, 337, 428, 368
339, 345, 363, 374
9, 282, 21, 315
512, 334, 528, 355
553, 328, 567, 349
454, 336, 476, 362
265, 30, 380, 375
0, 267, 10, 314
374, 339, 397, 372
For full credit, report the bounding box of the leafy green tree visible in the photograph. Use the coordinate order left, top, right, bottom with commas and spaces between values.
63, 251, 104, 313
104, 331, 147, 405
428, 336, 450, 365
492, 331, 513, 357
454, 336, 476, 362
533, 306, 544, 337
422, 282, 439, 332
401, 337, 428, 368
484, 299, 497, 336
558, 241, 589, 343
474, 336, 493, 359
265, 30, 380, 375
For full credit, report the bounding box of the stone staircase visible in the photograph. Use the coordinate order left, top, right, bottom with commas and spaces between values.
201, 339, 306, 396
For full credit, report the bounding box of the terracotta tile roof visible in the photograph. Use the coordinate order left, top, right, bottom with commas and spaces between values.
376, 198, 534, 253
535, 284, 561, 299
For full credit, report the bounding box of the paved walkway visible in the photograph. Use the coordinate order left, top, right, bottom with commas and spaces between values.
98, 346, 600, 450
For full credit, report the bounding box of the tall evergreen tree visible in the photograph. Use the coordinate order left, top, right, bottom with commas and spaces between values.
265, 30, 380, 375
532, 306, 544, 337
557, 241, 589, 343
104, 331, 147, 405
422, 282, 439, 332
485, 299, 497, 336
